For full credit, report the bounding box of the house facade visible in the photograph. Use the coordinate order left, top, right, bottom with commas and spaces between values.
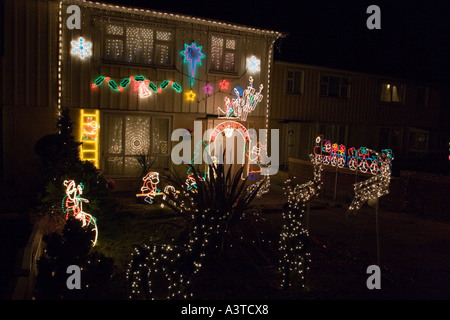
1, 0, 284, 192
270, 61, 449, 173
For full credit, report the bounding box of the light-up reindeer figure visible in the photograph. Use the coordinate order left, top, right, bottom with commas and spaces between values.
347, 149, 393, 215
280, 137, 323, 289
62, 180, 98, 246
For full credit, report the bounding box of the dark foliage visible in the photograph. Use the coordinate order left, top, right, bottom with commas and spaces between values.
35, 218, 114, 299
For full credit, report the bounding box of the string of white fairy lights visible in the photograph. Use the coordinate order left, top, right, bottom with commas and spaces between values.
280, 143, 323, 289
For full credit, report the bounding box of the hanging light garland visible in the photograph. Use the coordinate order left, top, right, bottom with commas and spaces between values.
91, 75, 182, 96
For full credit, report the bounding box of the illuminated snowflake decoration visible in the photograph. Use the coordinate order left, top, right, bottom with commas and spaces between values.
246, 55, 261, 73
181, 42, 205, 86
71, 37, 92, 59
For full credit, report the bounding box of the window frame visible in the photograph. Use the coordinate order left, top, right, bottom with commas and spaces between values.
208, 33, 240, 75
319, 73, 351, 99
380, 82, 405, 104
102, 20, 175, 68
101, 111, 172, 177
409, 128, 429, 153
286, 68, 304, 95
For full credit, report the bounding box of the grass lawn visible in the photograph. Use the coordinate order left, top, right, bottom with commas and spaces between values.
92, 192, 186, 298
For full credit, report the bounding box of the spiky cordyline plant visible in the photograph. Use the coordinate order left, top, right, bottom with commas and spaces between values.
160, 162, 266, 250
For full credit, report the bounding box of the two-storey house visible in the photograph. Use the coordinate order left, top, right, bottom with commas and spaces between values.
1, 0, 284, 192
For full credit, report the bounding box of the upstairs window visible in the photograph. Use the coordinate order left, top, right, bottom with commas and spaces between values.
104, 23, 173, 66
320, 74, 350, 98
286, 69, 304, 95
210, 35, 238, 73
380, 83, 404, 103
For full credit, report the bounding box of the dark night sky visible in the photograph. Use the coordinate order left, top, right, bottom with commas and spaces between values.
99, 0, 450, 85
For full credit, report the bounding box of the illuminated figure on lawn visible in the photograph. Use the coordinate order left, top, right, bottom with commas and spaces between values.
347, 148, 393, 215
62, 180, 98, 246
127, 198, 211, 299
280, 137, 324, 289
246, 142, 265, 180
138, 172, 162, 204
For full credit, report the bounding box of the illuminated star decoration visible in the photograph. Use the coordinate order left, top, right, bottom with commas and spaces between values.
219, 79, 230, 91
71, 37, 92, 59
203, 83, 213, 95
181, 42, 205, 86
185, 90, 196, 102
246, 55, 261, 73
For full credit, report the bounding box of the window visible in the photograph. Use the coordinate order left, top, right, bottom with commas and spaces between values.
210, 35, 238, 73
379, 127, 402, 154
409, 130, 428, 152
380, 83, 403, 103
103, 113, 170, 176
416, 87, 428, 107
319, 124, 347, 144
286, 69, 304, 95
104, 23, 173, 66
320, 74, 350, 98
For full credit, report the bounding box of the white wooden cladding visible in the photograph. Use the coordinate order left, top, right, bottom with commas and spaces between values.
60, 2, 274, 118
270, 61, 442, 128
1, 0, 59, 108
2, 0, 277, 120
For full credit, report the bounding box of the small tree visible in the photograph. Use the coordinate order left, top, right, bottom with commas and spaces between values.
33, 108, 110, 234
35, 217, 114, 300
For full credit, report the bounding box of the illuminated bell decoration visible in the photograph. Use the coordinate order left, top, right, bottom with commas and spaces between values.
62, 180, 98, 246
246, 55, 261, 73
71, 37, 92, 59
180, 42, 205, 86
223, 126, 234, 138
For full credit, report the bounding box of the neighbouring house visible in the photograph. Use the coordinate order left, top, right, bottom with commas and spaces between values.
270, 60, 450, 174
1, 0, 285, 193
